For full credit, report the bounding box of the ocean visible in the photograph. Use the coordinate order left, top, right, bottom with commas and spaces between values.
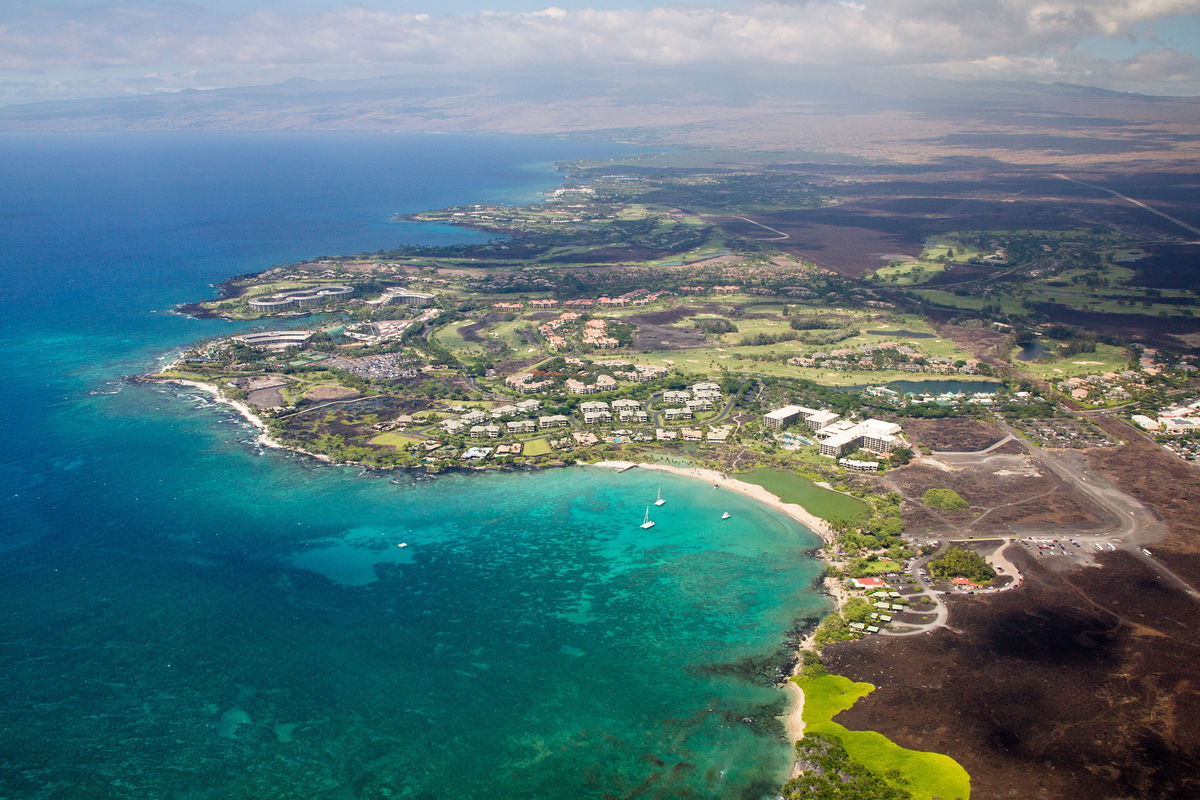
0, 132, 828, 799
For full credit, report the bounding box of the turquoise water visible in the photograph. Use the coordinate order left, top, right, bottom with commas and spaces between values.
0, 133, 828, 798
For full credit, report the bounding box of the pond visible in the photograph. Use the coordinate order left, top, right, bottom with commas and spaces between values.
1015, 340, 1050, 361
735, 468, 869, 521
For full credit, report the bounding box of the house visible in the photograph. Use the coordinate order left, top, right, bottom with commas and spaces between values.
655, 428, 678, 441
706, 426, 733, 443
461, 446, 492, 460
572, 431, 599, 445
681, 428, 704, 441
851, 577, 887, 589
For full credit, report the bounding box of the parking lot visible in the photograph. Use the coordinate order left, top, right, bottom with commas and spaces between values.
1010, 417, 1118, 449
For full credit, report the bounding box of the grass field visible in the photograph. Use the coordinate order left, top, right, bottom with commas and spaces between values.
735, 467, 868, 520
369, 432, 422, 448
911, 289, 1028, 315
794, 674, 970, 800
1013, 342, 1129, 379
521, 438, 553, 456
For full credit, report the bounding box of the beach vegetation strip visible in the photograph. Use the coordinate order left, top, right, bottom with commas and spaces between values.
788, 674, 970, 800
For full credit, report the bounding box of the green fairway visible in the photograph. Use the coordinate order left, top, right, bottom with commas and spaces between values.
1013, 341, 1129, 379
795, 674, 970, 800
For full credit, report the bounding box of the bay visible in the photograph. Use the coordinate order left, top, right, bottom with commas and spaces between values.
0, 132, 828, 798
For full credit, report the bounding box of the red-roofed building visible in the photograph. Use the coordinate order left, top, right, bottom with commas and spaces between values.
951, 577, 981, 588
850, 577, 887, 589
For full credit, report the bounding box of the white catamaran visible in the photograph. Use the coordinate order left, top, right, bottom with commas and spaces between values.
640, 506, 656, 529
654, 488, 665, 506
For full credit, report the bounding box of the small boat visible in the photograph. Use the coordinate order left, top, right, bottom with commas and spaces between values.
397, 542, 409, 548
654, 488, 665, 506
720, 512, 731, 520
640, 507, 655, 530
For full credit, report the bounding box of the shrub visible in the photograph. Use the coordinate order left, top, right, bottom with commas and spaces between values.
922, 488, 969, 511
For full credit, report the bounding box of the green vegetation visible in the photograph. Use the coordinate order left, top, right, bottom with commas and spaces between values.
1012, 341, 1129, 380
783, 733, 922, 800
790, 674, 970, 800
735, 468, 869, 521
522, 438, 553, 456
922, 488, 970, 511
369, 432, 421, 449
928, 546, 994, 584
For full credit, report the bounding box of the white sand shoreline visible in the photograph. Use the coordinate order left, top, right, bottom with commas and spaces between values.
590, 460, 855, 761
151, 376, 335, 463
591, 461, 835, 544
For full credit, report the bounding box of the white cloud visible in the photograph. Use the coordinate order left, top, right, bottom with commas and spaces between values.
0, 1, 1198, 97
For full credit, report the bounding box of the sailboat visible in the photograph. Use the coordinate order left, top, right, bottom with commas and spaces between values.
721, 512, 731, 520
654, 488, 665, 506
640, 507, 656, 529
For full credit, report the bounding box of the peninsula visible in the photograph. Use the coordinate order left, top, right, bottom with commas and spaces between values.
151, 149, 1200, 799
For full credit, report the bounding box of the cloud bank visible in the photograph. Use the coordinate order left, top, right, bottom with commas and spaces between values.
1, 0, 1198, 102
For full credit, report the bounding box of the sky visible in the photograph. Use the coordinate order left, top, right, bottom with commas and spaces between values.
2, 0, 1200, 105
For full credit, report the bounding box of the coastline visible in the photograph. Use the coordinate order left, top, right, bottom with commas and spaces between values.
591, 461, 835, 544
147, 376, 335, 464
591, 460, 851, 766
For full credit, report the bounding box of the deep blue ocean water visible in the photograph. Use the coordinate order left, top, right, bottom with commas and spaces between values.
0, 132, 828, 799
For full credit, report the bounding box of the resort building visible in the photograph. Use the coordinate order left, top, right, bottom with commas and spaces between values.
839, 458, 881, 471
663, 408, 693, 421
470, 424, 502, 439
490, 404, 520, 419
538, 415, 570, 429
247, 284, 354, 311
231, 330, 313, 350
580, 401, 610, 413
515, 399, 543, 413
763, 405, 805, 430
583, 411, 613, 425
612, 399, 641, 411
819, 419, 903, 457
565, 379, 597, 395
663, 390, 691, 404
507, 419, 537, 434
371, 288, 435, 307
619, 409, 649, 423
686, 399, 714, 413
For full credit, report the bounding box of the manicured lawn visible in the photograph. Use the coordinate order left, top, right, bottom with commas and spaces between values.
521, 437, 552, 456
794, 674, 971, 800
369, 432, 421, 448
735, 467, 868, 520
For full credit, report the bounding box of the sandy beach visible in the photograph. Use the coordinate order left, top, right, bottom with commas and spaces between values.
591, 460, 853, 762
592, 461, 835, 544
155, 377, 335, 463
